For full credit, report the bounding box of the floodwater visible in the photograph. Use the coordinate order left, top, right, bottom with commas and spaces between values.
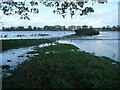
0, 31, 75, 40
0, 43, 56, 67
0, 31, 119, 61
0, 31, 120, 76
58, 31, 120, 61
0, 43, 56, 76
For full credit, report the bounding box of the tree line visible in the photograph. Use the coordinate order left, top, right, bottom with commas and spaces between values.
1, 25, 68, 31
100, 25, 120, 31
1, 25, 120, 31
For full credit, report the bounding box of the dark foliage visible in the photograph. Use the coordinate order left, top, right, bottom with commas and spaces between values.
0, 0, 107, 19
75, 28, 99, 36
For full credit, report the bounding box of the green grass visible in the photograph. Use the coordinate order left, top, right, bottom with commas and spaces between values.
2, 44, 120, 88
1, 39, 55, 52
75, 29, 100, 36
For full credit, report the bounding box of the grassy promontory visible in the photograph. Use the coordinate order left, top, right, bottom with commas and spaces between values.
75, 28, 100, 36
3, 44, 120, 88
63, 28, 100, 39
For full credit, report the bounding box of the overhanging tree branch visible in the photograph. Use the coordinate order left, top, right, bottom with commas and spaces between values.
0, 0, 107, 20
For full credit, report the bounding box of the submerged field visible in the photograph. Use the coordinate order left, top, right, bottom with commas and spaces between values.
2, 39, 120, 88
1, 39, 55, 52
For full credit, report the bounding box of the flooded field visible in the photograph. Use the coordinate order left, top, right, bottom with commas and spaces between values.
0, 31, 119, 77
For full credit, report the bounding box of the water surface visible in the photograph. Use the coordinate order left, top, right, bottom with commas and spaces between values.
1, 31, 119, 61
0, 31, 75, 40
59, 31, 119, 61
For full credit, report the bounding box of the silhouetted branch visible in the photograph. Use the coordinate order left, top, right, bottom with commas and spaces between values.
0, 0, 107, 20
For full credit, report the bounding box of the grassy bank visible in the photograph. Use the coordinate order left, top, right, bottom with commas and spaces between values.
2, 44, 120, 88
1, 39, 55, 52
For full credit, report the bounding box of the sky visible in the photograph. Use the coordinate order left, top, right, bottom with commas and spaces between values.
0, 0, 119, 28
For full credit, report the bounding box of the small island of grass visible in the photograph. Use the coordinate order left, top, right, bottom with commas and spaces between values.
75, 28, 100, 36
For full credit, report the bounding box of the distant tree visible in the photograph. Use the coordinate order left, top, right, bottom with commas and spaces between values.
2, 26, 5, 30
89, 26, 93, 29
82, 25, 88, 29
102, 26, 106, 31
27, 25, 32, 30
16, 26, 25, 31
112, 26, 117, 31
37, 27, 42, 31
10, 27, 15, 31
106, 25, 111, 31
76, 26, 81, 30
33, 27, 37, 31
63, 26, 67, 31
44, 25, 49, 31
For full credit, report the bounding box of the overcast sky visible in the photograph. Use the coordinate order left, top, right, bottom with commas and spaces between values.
0, 0, 119, 28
